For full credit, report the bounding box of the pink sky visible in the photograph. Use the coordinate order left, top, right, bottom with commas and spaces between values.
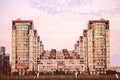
0, 0, 120, 66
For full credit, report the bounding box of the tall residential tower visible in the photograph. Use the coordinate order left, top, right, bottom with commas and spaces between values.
12, 19, 44, 75
87, 19, 110, 74
74, 19, 110, 74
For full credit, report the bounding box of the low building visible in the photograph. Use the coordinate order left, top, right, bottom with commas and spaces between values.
38, 49, 85, 74
38, 59, 84, 74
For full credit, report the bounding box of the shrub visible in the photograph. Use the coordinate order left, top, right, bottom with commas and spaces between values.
106, 70, 117, 75
12, 72, 19, 75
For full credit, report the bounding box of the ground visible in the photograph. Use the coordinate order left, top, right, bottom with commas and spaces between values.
0, 75, 120, 80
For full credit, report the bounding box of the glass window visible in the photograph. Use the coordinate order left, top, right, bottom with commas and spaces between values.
22, 26, 29, 30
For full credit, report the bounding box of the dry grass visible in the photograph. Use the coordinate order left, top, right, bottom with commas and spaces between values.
0, 75, 120, 80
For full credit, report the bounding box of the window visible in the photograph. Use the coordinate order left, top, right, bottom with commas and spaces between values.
22, 26, 29, 30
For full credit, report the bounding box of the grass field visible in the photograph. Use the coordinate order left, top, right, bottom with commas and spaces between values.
0, 75, 120, 80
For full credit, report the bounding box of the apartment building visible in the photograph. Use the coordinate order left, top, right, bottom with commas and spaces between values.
74, 19, 110, 75
87, 19, 110, 74
12, 18, 44, 75
38, 59, 84, 73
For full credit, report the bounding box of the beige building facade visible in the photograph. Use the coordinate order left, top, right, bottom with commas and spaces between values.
87, 19, 110, 74
12, 19, 44, 75
74, 19, 110, 75
38, 59, 84, 73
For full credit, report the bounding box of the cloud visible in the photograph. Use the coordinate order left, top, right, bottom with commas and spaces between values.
108, 4, 120, 14
28, 0, 120, 16
28, 0, 92, 15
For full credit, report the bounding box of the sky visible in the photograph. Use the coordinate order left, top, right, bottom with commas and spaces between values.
0, 0, 120, 67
